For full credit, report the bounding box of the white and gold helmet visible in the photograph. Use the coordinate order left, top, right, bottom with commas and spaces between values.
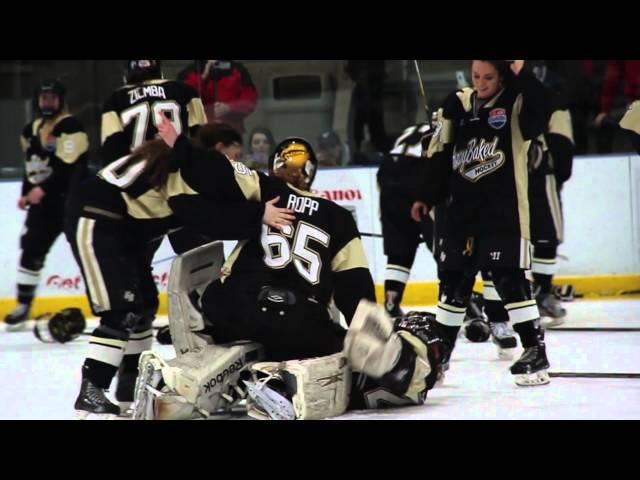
269, 137, 318, 190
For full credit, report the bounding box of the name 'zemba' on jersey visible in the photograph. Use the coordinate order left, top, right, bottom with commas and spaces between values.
101, 61, 206, 165
127, 84, 168, 104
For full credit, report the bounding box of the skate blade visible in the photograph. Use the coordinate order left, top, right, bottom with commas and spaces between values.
5, 322, 29, 332
514, 370, 550, 387
75, 410, 119, 420
434, 367, 448, 387
497, 348, 515, 360
244, 381, 295, 420
541, 316, 566, 328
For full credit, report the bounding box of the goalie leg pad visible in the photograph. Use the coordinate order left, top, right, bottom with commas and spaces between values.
167, 242, 225, 356
246, 353, 351, 420
133, 341, 264, 420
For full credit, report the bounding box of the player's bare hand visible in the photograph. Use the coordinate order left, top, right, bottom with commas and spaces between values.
157, 112, 178, 147
411, 201, 430, 223
263, 196, 295, 230
26, 186, 45, 205
17, 196, 28, 210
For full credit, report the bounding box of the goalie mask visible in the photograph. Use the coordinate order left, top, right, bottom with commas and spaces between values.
269, 137, 318, 190
125, 59, 162, 84
35, 80, 66, 119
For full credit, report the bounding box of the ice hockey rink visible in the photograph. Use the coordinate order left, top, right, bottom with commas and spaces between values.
1, 297, 639, 420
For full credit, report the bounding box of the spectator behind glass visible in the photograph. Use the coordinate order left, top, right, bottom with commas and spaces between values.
594, 60, 640, 153
346, 61, 388, 155
178, 60, 258, 135
243, 127, 275, 171
316, 130, 351, 167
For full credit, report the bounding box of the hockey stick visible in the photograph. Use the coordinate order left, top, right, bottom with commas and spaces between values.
549, 371, 640, 379
413, 60, 431, 127
546, 327, 640, 332
151, 232, 387, 266
75, 326, 165, 336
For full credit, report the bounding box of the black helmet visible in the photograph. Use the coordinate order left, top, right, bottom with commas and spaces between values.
33, 308, 86, 344
463, 318, 491, 343
125, 59, 162, 84
269, 137, 318, 190
35, 79, 66, 118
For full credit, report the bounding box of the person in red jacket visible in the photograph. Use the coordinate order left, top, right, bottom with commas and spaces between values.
178, 60, 258, 134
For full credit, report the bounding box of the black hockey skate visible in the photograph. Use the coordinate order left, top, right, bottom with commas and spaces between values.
488, 321, 517, 360
75, 367, 120, 418
537, 292, 567, 327
156, 325, 172, 345
510, 344, 550, 386
4, 304, 30, 332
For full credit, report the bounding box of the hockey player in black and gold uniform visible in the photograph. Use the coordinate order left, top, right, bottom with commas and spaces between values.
4, 80, 89, 330
68, 133, 293, 417
101, 60, 206, 166
412, 60, 553, 386
378, 123, 436, 317
480, 73, 575, 358
527, 76, 574, 324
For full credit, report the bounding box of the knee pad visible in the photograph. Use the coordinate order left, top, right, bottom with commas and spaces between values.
492, 269, 533, 303
439, 271, 476, 308
387, 253, 416, 272
100, 311, 138, 333
532, 243, 557, 259
20, 253, 45, 273
131, 313, 154, 333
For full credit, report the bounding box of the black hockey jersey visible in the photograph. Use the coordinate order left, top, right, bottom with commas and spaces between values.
21, 113, 89, 198
528, 105, 574, 182
421, 69, 549, 239
168, 135, 376, 322
377, 123, 432, 197
101, 79, 206, 165
69, 146, 264, 245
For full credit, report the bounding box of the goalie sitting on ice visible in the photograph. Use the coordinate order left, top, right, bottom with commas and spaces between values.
132, 117, 450, 420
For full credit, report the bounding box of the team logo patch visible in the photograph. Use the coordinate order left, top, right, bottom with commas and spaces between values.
488, 108, 507, 130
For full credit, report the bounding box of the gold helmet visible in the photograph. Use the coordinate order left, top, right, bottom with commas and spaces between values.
269, 137, 318, 190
